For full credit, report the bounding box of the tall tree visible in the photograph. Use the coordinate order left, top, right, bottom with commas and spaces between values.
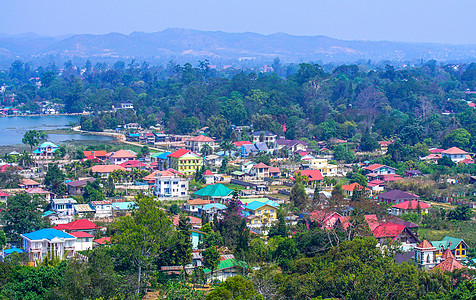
203, 246, 220, 283
113, 195, 172, 295
44, 163, 66, 196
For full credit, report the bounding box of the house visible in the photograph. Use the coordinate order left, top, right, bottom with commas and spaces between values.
296, 170, 323, 186
112, 201, 138, 214
441, 147, 469, 163
405, 170, 422, 178
190, 229, 207, 250
154, 171, 189, 198
241, 142, 269, 157
168, 149, 203, 176
185, 135, 217, 153
197, 203, 227, 218
276, 139, 309, 153
204, 154, 223, 168
118, 102, 134, 109
367, 180, 385, 193
241, 161, 255, 173
66, 178, 95, 195
69, 231, 94, 251
150, 152, 172, 169
73, 204, 95, 217
342, 183, 370, 198
0, 191, 8, 202
378, 141, 393, 153
54, 219, 98, 234
431, 236, 468, 261
19, 179, 40, 189
93, 237, 111, 247
308, 210, 349, 230
390, 200, 430, 216
203, 170, 215, 185
51, 198, 78, 217
90, 201, 113, 218
26, 188, 54, 201
363, 164, 397, 176
82, 150, 108, 160
89, 165, 127, 179
1, 246, 24, 262
378, 190, 419, 204
124, 123, 141, 130
252, 162, 270, 179
32, 142, 59, 157
21, 228, 76, 263
140, 132, 156, 144
269, 167, 281, 177
301, 158, 338, 177
119, 160, 148, 170
242, 200, 279, 229
415, 237, 468, 271
251, 131, 277, 149
107, 150, 137, 165
203, 259, 247, 282
172, 215, 202, 228
372, 222, 420, 245
193, 183, 233, 202
233, 141, 252, 148
184, 199, 212, 214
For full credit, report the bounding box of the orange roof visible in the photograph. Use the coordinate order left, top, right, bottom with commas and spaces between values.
233, 141, 252, 147
253, 162, 270, 169
20, 179, 40, 186
393, 200, 430, 210
110, 149, 137, 159
172, 215, 202, 226
363, 164, 384, 171
94, 237, 111, 245
187, 135, 215, 142
83, 150, 108, 157
90, 165, 127, 173
342, 182, 370, 191
364, 214, 380, 231
187, 199, 211, 206
416, 240, 436, 250
432, 257, 466, 272
441, 247, 455, 260
442, 147, 468, 155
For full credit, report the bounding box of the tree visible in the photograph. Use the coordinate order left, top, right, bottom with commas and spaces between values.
139, 146, 150, 158
235, 218, 249, 260
206, 276, 264, 300
290, 173, 308, 210
83, 180, 105, 202
113, 195, 172, 295
443, 128, 471, 149
447, 205, 472, 221
360, 131, 380, 152
333, 144, 355, 163
219, 157, 229, 174
2, 194, 46, 242
22, 130, 46, 152
168, 203, 180, 215
0, 231, 6, 249
173, 215, 193, 281
438, 156, 456, 168
44, 163, 66, 196
203, 246, 220, 283
268, 211, 287, 238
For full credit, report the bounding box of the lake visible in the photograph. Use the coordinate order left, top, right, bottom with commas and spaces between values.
0, 115, 114, 146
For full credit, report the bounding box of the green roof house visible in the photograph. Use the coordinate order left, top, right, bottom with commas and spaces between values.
193, 183, 233, 201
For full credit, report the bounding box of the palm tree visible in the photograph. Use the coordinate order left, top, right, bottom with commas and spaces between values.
19, 151, 33, 168
201, 144, 212, 157
219, 140, 235, 157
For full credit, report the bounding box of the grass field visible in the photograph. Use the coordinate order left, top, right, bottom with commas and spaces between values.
222, 183, 246, 191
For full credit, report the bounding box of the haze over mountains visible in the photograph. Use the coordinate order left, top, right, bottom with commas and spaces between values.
1, 28, 476, 65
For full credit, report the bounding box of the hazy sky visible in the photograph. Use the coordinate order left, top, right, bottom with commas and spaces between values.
2, 0, 475, 44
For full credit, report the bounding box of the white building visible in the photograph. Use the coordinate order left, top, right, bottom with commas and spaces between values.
154, 172, 189, 198
302, 158, 338, 177
51, 198, 78, 217
90, 201, 113, 218
441, 147, 469, 163
21, 228, 76, 263
107, 149, 137, 165
69, 231, 94, 251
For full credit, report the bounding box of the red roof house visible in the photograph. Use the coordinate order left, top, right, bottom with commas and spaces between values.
233, 141, 252, 147
54, 219, 98, 233
372, 222, 420, 244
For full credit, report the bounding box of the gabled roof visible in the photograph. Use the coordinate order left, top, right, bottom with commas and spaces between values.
233, 141, 252, 147
203, 258, 247, 274
441, 247, 455, 260
90, 165, 126, 173
251, 131, 275, 136
66, 178, 95, 187
74, 204, 95, 213
22, 228, 75, 241
393, 200, 430, 210
119, 160, 147, 168
203, 170, 213, 176
442, 147, 468, 155
69, 231, 94, 238
298, 169, 324, 181
20, 179, 40, 186
54, 219, 98, 231
38, 142, 58, 148
243, 200, 279, 211
372, 222, 406, 239
110, 149, 137, 159
342, 182, 369, 192
363, 164, 384, 171
202, 203, 227, 210
378, 190, 419, 201
25, 188, 50, 195
187, 199, 212, 206
416, 240, 436, 250
172, 215, 202, 226
193, 184, 233, 198
364, 214, 380, 231
187, 135, 215, 142
168, 149, 196, 158
253, 162, 270, 169
276, 139, 309, 147
94, 237, 111, 245
83, 150, 108, 157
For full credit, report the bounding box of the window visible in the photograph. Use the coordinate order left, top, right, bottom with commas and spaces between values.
181, 185, 186, 188
456, 250, 460, 256
270, 209, 275, 214
462, 250, 466, 256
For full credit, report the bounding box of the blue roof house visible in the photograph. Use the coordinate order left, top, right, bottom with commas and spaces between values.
21, 228, 76, 264
33, 142, 59, 157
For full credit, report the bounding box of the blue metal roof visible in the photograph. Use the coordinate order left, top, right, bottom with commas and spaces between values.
22, 228, 75, 241
38, 142, 58, 148
243, 200, 279, 211
158, 152, 171, 160
4, 246, 24, 255
112, 202, 138, 210
202, 203, 227, 210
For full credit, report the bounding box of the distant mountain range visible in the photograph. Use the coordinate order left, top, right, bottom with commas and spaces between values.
1, 28, 476, 64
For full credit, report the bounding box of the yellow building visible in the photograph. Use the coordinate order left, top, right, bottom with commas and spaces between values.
243, 200, 279, 228
431, 236, 468, 260
167, 149, 203, 176
303, 158, 338, 177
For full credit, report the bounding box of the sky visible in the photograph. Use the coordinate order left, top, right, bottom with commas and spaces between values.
1, 0, 475, 44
